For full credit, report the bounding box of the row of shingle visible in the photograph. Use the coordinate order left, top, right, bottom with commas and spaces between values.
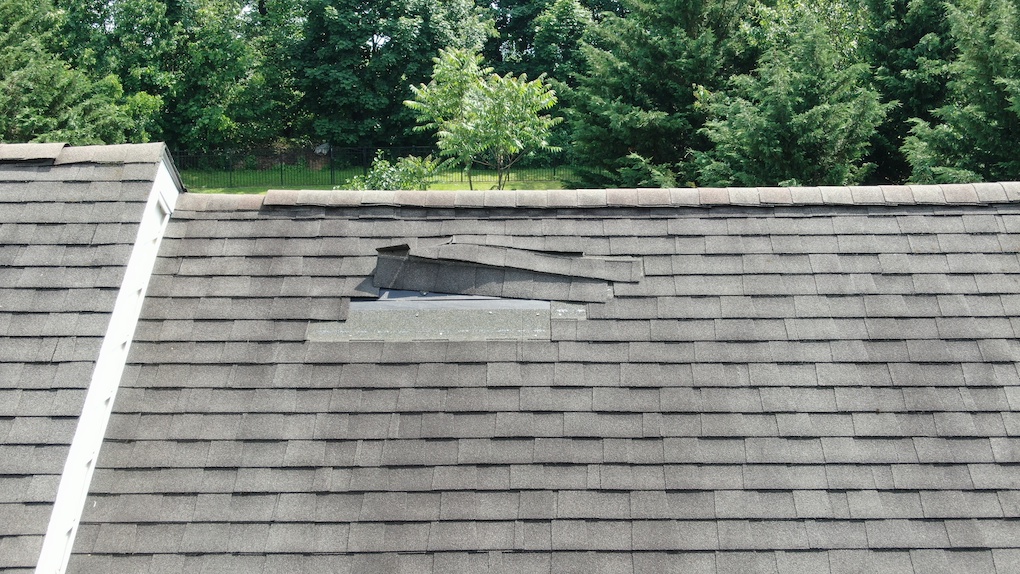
69, 516, 1020, 553
0, 337, 103, 365
160, 225, 1020, 255
662, 253, 1020, 274
614, 274, 1020, 297
0, 201, 148, 225
147, 252, 1020, 278
593, 294, 1020, 319
77, 489, 1020, 524
126, 316, 1018, 344
0, 390, 86, 416
261, 183, 1020, 209
143, 274, 375, 298
109, 386, 1018, 415
0, 180, 148, 203
87, 462, 1020, 493
0, 362, 95, 389
100, 412, 1020, 441
167, 204, 1020, 234
3, 244, 135, 267
120, 356, 1020, 389
63, 548, 1020, 574
572, 317, 1020, 341
138, 272, 1020, 299
94, 437, 1020, 467
0, 222, 140, 246
0, 164, 158, 183
1, 313, 113, 338
130, 294, 1020, 321
0, 475, 58, 503
0, 444, 68, 473
161, 210, 1020, 242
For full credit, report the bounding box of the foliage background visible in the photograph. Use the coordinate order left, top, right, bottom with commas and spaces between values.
3, 0, 1020, 186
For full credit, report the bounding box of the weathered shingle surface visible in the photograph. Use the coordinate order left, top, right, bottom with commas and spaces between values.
73, 188, 1020, 572
0, 143, 168, 571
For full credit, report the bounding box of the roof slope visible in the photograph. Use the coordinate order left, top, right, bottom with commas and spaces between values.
0, 143, 170, 571
71, 186, 1020, 573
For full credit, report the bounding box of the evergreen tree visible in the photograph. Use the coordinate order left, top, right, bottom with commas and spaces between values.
1, 0, 153, 143
561, 0, 758, 187
533, 0, 593, 83
695, 2, 889, 186
863, 0, 953, 182
903, 0, 1020, 182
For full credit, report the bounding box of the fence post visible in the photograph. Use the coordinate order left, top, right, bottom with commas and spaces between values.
362, 147, 371, 177
329, 145, 335, 186
228, 152, 233, 188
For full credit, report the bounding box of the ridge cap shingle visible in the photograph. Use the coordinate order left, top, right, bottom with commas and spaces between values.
0, 142, 68, 163
260, 183, 1020, 210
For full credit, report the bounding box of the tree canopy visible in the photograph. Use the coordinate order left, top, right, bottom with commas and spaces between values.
3, 0, 1020, 185
406, 48, 561, 190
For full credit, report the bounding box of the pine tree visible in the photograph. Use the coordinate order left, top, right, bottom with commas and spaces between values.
694, 2, 889, 186
903, 0, 1020, 182
561, 0, 758, 187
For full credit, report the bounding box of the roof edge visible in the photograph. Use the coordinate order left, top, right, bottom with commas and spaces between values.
259, 183, 1020, 210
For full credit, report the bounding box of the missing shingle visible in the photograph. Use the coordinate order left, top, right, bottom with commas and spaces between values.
307, 289, 554, 342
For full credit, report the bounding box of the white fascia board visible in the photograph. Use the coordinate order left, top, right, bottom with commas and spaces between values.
36, 158, 181, 574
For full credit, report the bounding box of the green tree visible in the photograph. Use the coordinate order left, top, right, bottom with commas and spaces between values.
166, 0, 259, 150
903, 0, 1020, 182
533, 0, 594, 83
295, 0, 492, 147
483, 0, 622, 78
232, 0, 305, 147
694, 2, 889, 186
1, 0, 153, 143
561, 0, 758, 187
406, 48, 562, 190
863, 0, 952, 182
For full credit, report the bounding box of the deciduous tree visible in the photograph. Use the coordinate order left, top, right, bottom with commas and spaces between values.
296, 0, 492, 147
406, 48, 561, 190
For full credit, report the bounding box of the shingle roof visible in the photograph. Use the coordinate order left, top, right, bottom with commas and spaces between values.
66, 184, 1020, 572
0, 142, 171, 571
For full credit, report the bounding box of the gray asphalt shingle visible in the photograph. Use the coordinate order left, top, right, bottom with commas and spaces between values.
1, 143, 170, 569
5, 179, 1009, 570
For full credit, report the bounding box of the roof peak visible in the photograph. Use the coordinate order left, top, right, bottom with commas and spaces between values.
0, 142, 170, 166
222, 183, 1020, 211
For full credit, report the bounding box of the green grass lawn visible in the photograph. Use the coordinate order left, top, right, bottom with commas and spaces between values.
182, 166, 570, 193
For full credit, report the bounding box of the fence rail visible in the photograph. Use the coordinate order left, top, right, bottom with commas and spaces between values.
172, 146, 566, 189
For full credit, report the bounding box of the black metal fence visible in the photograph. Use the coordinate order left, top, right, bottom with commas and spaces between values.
172, 146, 567, 189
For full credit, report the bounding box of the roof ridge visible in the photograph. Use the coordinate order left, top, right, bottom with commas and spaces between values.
0, 142, 68, 163
252, 183, 1020, 210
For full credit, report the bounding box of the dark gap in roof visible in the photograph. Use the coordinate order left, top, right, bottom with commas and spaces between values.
372, 249, 613, 304
372, 239, 640, 304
